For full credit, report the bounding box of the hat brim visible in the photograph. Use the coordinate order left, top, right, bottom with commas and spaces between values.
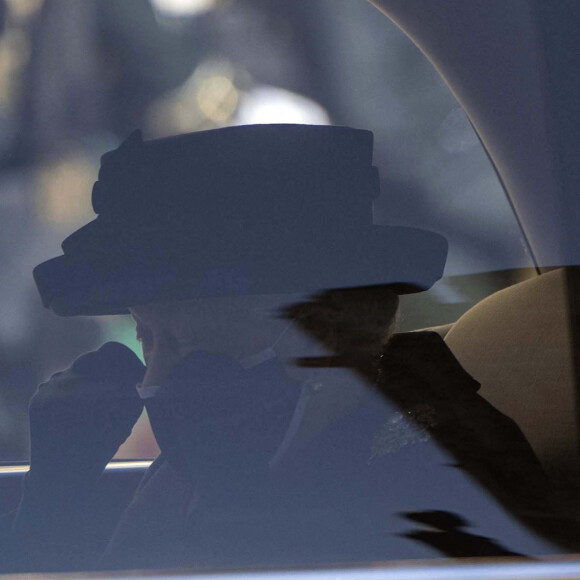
33, 225, 447, 317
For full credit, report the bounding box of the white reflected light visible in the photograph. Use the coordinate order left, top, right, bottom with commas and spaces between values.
236, 86, 330, 126
10, 559, 579, 579
151, 0, 216, 17
0, 461, 153, 474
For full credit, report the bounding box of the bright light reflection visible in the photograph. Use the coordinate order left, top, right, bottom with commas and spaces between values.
150, 0, 216, 17
0, 461, 153, 474
236, 86, 330, 126
74, 560, 580, 580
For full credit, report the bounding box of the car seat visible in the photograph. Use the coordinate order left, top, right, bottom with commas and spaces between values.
443, 268, 579, 512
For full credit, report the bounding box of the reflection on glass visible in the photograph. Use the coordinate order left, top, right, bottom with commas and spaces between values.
0, 0, 578, 576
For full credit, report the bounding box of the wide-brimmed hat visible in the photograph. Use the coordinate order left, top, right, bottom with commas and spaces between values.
33, 124, 448, 316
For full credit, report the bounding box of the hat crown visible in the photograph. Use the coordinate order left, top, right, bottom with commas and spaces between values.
34, 125, 448, 316
89, 124, 380, 222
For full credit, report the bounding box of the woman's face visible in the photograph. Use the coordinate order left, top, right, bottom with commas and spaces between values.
130, 303, 185, 386
129, 294, 295, 385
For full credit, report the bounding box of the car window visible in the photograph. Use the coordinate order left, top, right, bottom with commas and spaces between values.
0, 0, 532, 461
0, 0, 574, 573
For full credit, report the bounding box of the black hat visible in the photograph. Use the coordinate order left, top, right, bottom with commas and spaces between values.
33, 124, 447, 316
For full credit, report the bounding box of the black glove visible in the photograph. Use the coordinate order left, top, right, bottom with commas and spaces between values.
25, 341, 145, 497
6, 342, 145, 572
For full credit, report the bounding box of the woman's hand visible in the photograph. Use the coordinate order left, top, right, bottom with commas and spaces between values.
26, 342, 145, 494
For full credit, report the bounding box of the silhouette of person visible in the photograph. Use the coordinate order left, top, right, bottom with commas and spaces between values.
2, 125, 560, 572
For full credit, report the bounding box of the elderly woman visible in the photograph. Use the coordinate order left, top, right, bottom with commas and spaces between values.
3, 125, 561, 572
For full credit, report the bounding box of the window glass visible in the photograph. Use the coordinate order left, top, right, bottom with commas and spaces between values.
0, 1, 531, 461
1, 0, 573, 573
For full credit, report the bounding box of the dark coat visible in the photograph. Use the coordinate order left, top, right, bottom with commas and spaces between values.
100, 332, 561, 570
